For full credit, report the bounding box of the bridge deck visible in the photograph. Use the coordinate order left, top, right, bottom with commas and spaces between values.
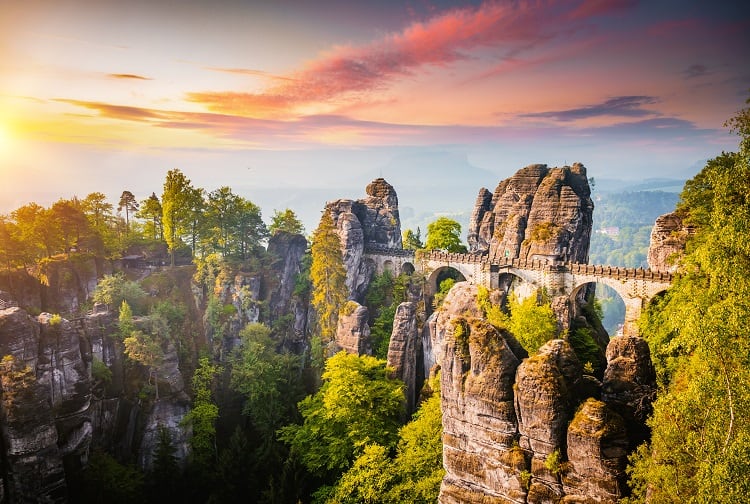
363, 247, 674, 283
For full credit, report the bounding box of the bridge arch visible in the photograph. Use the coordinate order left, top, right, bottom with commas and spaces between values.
569, 281, 626, 336
401, 261, 415, 275
427, 266, 466, 296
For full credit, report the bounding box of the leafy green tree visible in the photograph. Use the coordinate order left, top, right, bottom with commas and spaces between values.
147, 425, 181, 503
279, 352, 405, 478
402, 227, 423, 250
0, 216, 23, 269
50, 198, 90, 255
626, 103, 750, 503
11, 202, 49, 260
137, 192, 163, 241
425, 217, 467, 253
162, 169, 198, 266
230, 323, 303, 443
92, 273, 147, 313
270, 208, 305, 236
326, 377, 444, 503
183, 356, 221, 468
310, 211, 348, 349
124, 330, 164, 399
80, 449, 144, 504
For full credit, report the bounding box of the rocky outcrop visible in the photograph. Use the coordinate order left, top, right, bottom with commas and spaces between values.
515, 340, 582, 502
467, 163, 593, 264
0, 256, 111, 316
334, 301, 371, 356
325, 178, 402, 301
387, 302, 419, 413
647, 211, 693, 272
563, 398, 629, 501
602, 336, 656, 446
267, 231, 309, 349
0, 308, 91, 503
434, 284, 653, 503
439, 316, 524, 503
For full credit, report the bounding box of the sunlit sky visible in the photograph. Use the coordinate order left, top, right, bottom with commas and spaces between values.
1, 0, 748, 227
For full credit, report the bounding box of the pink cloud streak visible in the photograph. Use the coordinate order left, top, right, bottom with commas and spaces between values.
187, 0, 635, 117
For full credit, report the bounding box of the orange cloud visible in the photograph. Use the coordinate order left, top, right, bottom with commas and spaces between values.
107, 73, 151, 80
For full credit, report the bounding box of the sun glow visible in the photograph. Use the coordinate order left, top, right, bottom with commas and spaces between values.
0, 123, 14, 159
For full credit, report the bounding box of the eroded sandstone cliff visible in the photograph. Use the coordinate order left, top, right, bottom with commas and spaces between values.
647, 211, 693, 272
467, 163, 594, 264
325, 178, 402, 301
436, 284, 654, 504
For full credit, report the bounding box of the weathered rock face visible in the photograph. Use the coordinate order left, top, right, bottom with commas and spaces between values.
387, 302, 419, 413
0, 256, 111, 316
0, 308, 91, 503
324, 178, 402, 301
267, 231, 309, 350
563, 398, 629, 501
467, 163, 594, 264
602, 336, 656, 446
334, 301, 371, 356
440, 316, 524, 504
434, 284, 654, 503
0, 297, 194, 502
647, 211, 693, 272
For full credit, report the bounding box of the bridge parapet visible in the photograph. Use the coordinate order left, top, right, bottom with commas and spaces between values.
363, 245, 415, 257
420, 250, 486, 264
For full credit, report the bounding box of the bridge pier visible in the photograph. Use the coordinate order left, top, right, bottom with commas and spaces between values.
622, 298, 644, 337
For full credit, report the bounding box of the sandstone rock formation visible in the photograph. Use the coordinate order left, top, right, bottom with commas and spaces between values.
467, 163, 594, 264
602, 336, 656, 446
440, 316, 525, 503
386, 302, 420, 413
563, 398, 629, 501
325, 178, 402, 301
0, 308, 90, 503
0, 297, 193, 501
267, 231, 309, 350
334, 301, 372, 356
647, 211, 693, 272
434, 283, 655, 504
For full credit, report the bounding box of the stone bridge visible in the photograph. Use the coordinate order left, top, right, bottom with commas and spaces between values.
363, 247, 673, 336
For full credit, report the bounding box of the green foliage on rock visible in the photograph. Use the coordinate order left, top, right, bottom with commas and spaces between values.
425, 217, 467, 253
93, 273, 147, 314
626, 103, 750, 503
230, 323, 303, 442
506, 292, 557, 354
269, 208, 305, 236
279, 352, 404, 479
183, 356, 221, 468
324, 376, 444, 504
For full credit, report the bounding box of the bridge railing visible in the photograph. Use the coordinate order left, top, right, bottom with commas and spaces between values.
363, 245, 415, 257
362, 246, 674, 282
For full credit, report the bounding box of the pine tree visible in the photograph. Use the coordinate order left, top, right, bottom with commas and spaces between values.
310, 211, 348, 349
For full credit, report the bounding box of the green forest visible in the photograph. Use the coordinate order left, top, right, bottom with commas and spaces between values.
0, 103, 749, 503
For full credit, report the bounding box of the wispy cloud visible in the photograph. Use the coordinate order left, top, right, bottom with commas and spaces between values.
683, 64, 710, 79
187, 0, 637, 117
107, 73, 152, 80
521, 96, 660, 122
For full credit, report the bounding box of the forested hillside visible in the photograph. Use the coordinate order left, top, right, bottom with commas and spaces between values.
589, 190, 679, 268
